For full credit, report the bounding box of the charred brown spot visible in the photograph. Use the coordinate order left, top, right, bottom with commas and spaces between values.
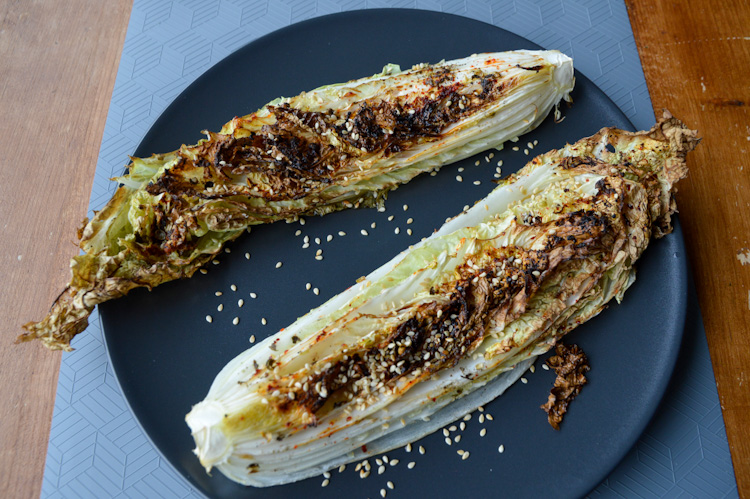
541, 343, 590, 430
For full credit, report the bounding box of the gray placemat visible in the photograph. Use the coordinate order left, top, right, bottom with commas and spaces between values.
41, 1, 738, 497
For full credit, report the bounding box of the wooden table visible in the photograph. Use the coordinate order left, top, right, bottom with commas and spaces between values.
1, 1, 748, 497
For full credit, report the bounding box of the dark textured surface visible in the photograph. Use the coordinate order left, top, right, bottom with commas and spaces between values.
42, 2, 738, 499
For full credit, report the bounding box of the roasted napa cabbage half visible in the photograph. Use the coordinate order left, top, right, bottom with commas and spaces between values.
185, 112, 698, 487
21, 50, 574, 350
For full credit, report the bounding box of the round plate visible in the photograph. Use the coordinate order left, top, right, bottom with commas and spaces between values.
100, 9, 686, 499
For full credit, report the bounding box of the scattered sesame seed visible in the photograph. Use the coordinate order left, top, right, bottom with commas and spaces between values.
275, 261, 283, 268
419, 446, 425, 455
215, 291, 223, 297
217, 304, 224, 312
245, 252, 251, 260
238, 299, 244, 307
473, 180, 481, 185
200, 269, 208, 274
486, 414, 494, 421
462, 451, 470, 460
480, 428, 487, 437
534, 139, 538, 145
295, 230, 302, 236
456, 175, 463, 182
408, 462, 416, 469
449, 425, 457, 432
395, 227, 400, 234
376, 458, 383, 466
444, 437, 452, 446
261, 318, 267, 325
323, 471, 331, 479
233, 317, 239, 325
406, 218, 413, 225
498, 444, 505, 453
454, 435, 461, 443
212, 260, 220, 265
524, 149, 529, 155
315, 255, 323, 261
306, 283, 311, 290
302, 243, 310, 249
299, 217, 306, 225
205, 315, 213, 323
371, 222, 376, 229
313, 237, 320, 245
321, 479, 329, 487
378, 465, 385, 475
387, 481, 394, 490
457, 449, 465, 456
249, 335, 255, 343
230, 284, 237, 291
478, 406, 484, 412
380, 489, 387, 498
313, 288, 320, 295
390, 459, 399, 466
479, 414, 485, 423
387, 215, 394, 221
474, 160, 480, 166
542, 364, 550, 370
250, 292, 257, 298
530, 365, 536, 373
521, 377, 528, 384
498, 159, 503, 166
527, 142, 534, 149
338, 464, 346, 473
512, 146, 519, 151
489, 152, 495, 159
463, 414, 471, 421
327, 235, 333, 242
443, 429, 450, 437
405, 443, 412, 452
460, 422, 466, 431
338, 231, 346, 236
361, 229, 369, 236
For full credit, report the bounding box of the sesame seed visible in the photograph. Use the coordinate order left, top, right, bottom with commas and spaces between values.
486, 414, 494, 421
462, 451, 470, 460
534, 139, 538, 145
524, 149, 529, 155
498, 159, 503, 166
233, 317, 239, 325
295, 230, 302, 236
479, 414, 485, 423
238, 299, 244, 307
474, 160, 480, 166
407, 229, 412, 236
378, 465, 385, 475
419, 446, 425, 455
338, 231, 346, 236
387, 481, 394, 490
212, 260, 220, 265
327, 235, 333, 242
339, 465, 346, 473
489, 152, 495, 159
521, 377, 528, 384
512, 146, 519, 151
473, 180, 481, 186
214, 291, 223, 297
245, 252, 251, 260
390, 459, 399, 466
376, 458, 383, 466
217, 304, 224, 312
463, 414, 471, 421
250, 292, 257, 298
480, 428, 487, 437
542, 364, 550, 370
444, 437, 452, 446
200, 269, 208, 274
456, 175, 463, 182
302, 243, 310, 249
527, 142, 534, 149
261, 318, 267, 325
387, 215, 394, 221
313, 288, 320, 295
405, 443, 412, 452
315, 237, 321, 244
460, 422, 466, 431
454, 435, 461, 443
315, 255, 323, 261
408, 461, 416, 469
395, 227, 400, 234
443, 429, 449, 437
323, 471, 331, 479
371, 222, 376, 229
361, 229, 369, 236
498, 444, 505, 453
321, 479, 329, 487
205, 315, 213, 323
305, 283, 311, 290
530, 365, 536, 373
380, 489, 387, 498
249, 335, 255, 343
457, 449, 465, 456
275, 262, 283, 268
299, 217, 306, 225
449, 425, 457, 432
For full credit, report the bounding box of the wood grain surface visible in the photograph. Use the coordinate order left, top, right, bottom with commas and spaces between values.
0, 0, 748, 497
0, 1, 131, 498
626, 1, 750, 495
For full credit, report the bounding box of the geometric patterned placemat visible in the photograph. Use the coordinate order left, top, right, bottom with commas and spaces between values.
42, 1, 738, 497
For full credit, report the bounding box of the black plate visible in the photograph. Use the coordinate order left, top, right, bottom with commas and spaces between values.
100, 9, 686, 499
